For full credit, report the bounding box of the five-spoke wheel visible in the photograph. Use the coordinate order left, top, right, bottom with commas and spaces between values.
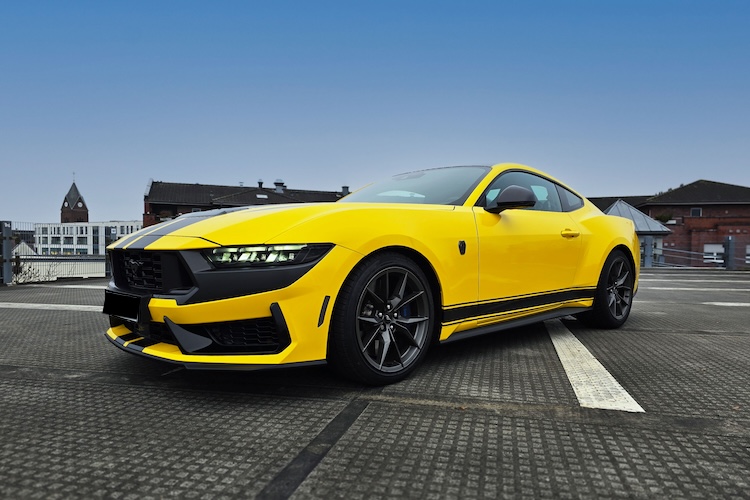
329, 253, 435, 385
605, 255, 633, 321
578, 249, 634, 328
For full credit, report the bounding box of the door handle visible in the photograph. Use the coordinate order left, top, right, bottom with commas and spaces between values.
561, 228, 580, 238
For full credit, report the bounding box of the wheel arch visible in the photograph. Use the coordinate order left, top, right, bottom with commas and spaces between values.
612, 243, 636, 269
613, 242, 639, 294
326, 245, 444, 353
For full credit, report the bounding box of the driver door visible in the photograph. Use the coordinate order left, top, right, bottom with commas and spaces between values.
473, 170, 584, 306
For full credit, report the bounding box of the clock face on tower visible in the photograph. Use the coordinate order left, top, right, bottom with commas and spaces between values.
78, 202, 83, 207
64, 202, 68, 207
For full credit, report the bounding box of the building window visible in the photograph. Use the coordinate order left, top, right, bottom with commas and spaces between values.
41, 237, 48, 244
77, 237, 87, 245
51, 236, 61, 244
690, 207, 702, 217
64, 236, 74, 245
41, 227, 48, 235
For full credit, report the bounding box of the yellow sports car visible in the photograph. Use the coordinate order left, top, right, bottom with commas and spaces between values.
104, 163, 639, 384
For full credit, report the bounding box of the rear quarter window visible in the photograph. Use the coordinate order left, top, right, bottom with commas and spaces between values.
557, 185, 584, 212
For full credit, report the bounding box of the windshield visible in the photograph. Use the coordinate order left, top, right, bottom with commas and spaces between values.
340, 166, 490, 205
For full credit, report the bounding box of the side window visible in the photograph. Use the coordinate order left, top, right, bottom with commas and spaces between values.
480, 171, 563, 212
556, 184, 584, 212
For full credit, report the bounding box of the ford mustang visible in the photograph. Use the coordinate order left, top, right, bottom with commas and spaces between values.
104, 164, 639, 384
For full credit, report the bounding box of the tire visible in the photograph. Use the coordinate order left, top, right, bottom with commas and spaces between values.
578, 249, 634, 329
328, 252, 436, 385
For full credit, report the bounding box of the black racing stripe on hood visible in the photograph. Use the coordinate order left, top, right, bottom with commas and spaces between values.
143, 214, 220, 236
121, 234, 163, 250
113, 213, 228, 250
112, 231, 145, 250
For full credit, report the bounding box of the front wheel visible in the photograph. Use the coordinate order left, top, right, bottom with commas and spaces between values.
578, 249, 634, 329
328, 253, 435, 385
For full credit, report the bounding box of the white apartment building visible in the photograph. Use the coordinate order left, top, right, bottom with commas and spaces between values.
34, 221, 142, 255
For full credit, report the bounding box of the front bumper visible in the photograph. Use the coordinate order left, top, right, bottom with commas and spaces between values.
104, 244, 362, 368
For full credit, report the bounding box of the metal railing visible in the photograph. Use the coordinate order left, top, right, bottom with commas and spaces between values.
9, 254, 107, 284
649, 247, 748, 269
2, 220, 110, 285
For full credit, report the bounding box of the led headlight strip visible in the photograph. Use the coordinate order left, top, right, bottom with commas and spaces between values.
204, 244, 333, 267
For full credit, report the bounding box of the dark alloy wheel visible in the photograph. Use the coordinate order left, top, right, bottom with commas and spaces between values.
578, 249, 634, 329
329, 253, 435, 385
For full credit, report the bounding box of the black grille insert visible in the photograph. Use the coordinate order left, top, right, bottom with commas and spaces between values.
110, 250, 193, 293
118, 317, 289, 355
205, 317, 281, 351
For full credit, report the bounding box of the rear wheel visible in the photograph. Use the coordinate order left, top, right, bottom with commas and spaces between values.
328, 253, 435, 385
578, 249, 634, 329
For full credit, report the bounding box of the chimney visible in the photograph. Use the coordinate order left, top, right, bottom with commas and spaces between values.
274, 179, 284, 193
342, 186, 350, 195
258, 179, 263, 189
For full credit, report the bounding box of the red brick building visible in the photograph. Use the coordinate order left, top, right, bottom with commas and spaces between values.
592, 180, 750, 268
640, 180, 750, 267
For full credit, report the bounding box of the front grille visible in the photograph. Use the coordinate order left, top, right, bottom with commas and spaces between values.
110, 250, 193, 293
118, 317, 289, 354
124, 251, 162, 290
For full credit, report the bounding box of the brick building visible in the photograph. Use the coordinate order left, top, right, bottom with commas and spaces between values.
143, 179, 347, 227
591, 180, 750, 268
641, 180, 750, 267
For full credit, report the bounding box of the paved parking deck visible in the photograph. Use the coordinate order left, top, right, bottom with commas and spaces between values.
1, 270, 748, 499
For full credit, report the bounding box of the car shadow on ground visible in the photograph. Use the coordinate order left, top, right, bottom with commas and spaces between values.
104, 322, 553, 397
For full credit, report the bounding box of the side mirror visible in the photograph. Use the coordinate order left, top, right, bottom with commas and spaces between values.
485, 185, 537, 214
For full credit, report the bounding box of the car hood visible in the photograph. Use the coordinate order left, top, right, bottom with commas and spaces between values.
112, 202, 456, 250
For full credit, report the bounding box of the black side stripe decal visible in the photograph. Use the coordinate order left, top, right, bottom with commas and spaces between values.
443, 288, 595, 324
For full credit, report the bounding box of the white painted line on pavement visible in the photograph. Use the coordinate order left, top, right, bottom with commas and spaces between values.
702, 302, 750, 307
546, 320, 645, 413
0, 302, 102, 312
27, 284, 107, 290
640, 279, 750, 284
647, 287, 750, 292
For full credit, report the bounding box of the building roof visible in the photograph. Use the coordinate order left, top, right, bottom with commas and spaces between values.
145, 181, 343, 207
644, 179, 750, 206
588, 195, 651, 212
64, 182, 85, 206
12, 241, 38, 256
604, 199, 671, 236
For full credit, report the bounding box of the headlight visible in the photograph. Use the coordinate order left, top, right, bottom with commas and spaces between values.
203, 244, 333, 267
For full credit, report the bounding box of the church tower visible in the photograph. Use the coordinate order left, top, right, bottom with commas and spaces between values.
61, 182, 89, 223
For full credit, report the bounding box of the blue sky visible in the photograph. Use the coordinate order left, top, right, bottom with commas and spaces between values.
1, 0, 749, 222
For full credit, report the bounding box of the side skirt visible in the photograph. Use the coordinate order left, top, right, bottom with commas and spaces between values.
440, 306, 590, 344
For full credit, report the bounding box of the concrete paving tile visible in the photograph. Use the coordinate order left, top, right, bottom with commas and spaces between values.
293, 402, 750, 499
0, 378, 346, 499
382, 324, 578, 407
566, 321, 750, 419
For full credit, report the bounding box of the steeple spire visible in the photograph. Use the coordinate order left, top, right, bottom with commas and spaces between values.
61, 182, 89, 223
